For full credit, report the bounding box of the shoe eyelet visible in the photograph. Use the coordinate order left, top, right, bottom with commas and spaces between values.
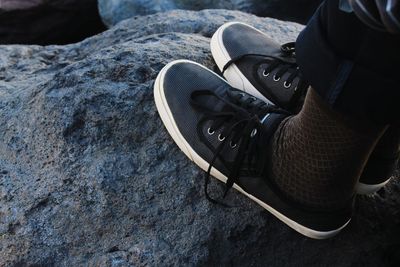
284, 81, 292, 88
250, 128, 257, 137
239, 93, 245, 97
262, 70, 270, 77
207, 128, 215, 135
273, 75, 281, 82
218, 134, 226, 142
250, 96, 257, 101
229, 141, 237, 148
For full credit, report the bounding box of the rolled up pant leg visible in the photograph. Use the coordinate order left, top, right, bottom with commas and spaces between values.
296, 0, 400, 126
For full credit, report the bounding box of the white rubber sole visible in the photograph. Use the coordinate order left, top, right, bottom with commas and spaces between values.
356, 178, 391, 195
210, 22, 273, 105
211, 22, 388, 196
153, 59, 350, 239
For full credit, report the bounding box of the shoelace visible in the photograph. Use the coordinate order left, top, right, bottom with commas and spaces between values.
221, 42, 297, 75
226, 89, 273, 118
190, 89, 289, 205
221, 42, 308, 108
261, 42, 305, 89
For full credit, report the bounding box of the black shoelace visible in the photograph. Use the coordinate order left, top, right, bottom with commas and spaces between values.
261, 42, 306, 90
190, 89, 289, 205
221, 42, 308, 108
221, 42, 298, 75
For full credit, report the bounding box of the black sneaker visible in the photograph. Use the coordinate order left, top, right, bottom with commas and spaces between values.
211, 21, 399, 195
210, 22, 308, 111
154, 59, 352, 239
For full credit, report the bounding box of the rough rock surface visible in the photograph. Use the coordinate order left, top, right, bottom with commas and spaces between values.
0, 0, 105, 45
98, 0, 323, 27
0, 9, 399, 267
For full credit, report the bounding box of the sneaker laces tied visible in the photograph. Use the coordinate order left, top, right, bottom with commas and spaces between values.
190, 89, 289, 205
263, 43, 305, 88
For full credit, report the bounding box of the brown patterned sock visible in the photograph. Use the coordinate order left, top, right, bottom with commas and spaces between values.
269, 88, 386, 210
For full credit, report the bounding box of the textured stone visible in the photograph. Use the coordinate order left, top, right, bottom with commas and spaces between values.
98, 0, 323, 27
0, 9, 399, 267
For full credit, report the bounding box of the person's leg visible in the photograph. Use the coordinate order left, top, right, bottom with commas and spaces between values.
269, 88, 385, 210
266, 0, 399, 208
296, 0, 400, 126
211, 6, 399, 193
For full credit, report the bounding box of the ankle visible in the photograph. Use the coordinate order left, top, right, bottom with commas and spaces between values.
267, 88, 385, 210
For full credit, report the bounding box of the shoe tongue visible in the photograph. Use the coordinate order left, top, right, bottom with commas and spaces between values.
199, 84, 238, 111
195, 91, 226, 112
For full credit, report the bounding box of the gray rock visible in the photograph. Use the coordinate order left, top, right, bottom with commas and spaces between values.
98, 0, 323, 27
0, 9, 399, 267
